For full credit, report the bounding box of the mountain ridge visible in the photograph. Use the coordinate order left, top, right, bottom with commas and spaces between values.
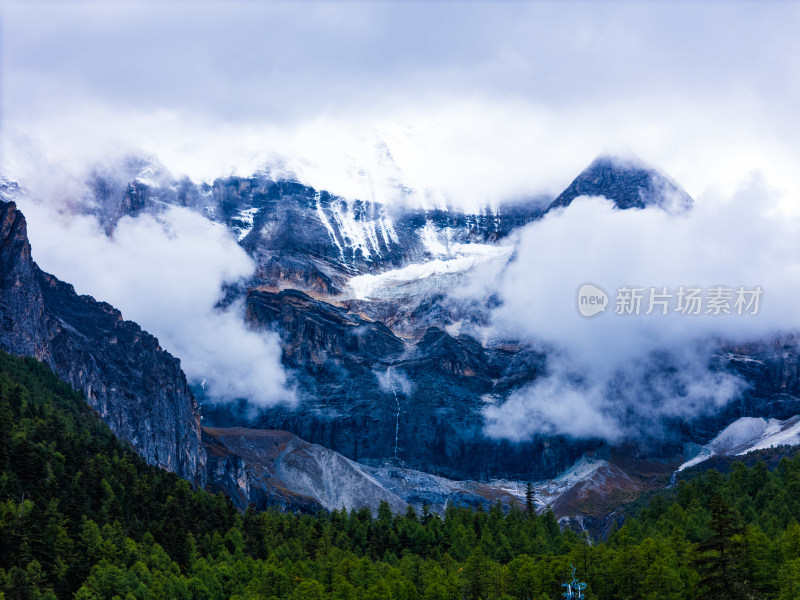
0, 199, 206, 484
5, 154, 800, 528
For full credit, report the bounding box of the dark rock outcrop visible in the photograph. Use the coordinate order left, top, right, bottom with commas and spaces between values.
685, 338, 800, 440
246, 288, 406, 369
200, 287, 597, 482
0, 200, 205, 484
719, 337, 800, 413
546, 155, 693, 213
0, 200, 50, 359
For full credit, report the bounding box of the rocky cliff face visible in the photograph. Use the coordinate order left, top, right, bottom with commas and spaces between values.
199, 287, 597, 482
0, 199, 205, 484
719, 337, 800, 413
0, 198, 50, 360
204, 427, 406, 514
682, 339, 800, 440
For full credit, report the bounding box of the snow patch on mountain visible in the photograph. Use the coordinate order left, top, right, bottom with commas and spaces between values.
489, 456, 610, 510
331, 199, 396, 260
231, 207, 259, 241
550, 456, 609, 492
679, 415, 800, 472
346, 242, 512, 300
314, 192, 345, 258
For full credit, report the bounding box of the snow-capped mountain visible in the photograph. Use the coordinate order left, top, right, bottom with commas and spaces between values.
88, 164, 545, 295
5, 153, 800, 528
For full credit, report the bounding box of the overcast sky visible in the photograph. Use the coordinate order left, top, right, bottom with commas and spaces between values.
3, 0, 800, 207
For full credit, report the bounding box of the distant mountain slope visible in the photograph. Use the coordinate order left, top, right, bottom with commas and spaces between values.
679, 415, 800, 472
10, 153, 800, 525
204, 426, 527, 515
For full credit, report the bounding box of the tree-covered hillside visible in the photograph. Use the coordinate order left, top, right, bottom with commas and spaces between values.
1, 350, 800, 599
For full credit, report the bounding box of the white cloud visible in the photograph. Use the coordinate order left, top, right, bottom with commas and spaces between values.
18, 198, 295, 408
480, 177, 800, 442
484, 349, 745, 443
375, 368, 414, 397
3, 2, 800, 211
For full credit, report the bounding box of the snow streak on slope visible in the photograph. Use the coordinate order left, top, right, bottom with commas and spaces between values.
314, 192, 345, 259
319, 196, 399, 261
679, 415, 800, 471
231, 207, 259, 241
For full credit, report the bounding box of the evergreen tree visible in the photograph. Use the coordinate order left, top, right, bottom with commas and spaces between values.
693, 493, 753, 599
525, 483, 536, 520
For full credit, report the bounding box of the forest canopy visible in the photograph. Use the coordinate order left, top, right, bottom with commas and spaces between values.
1, 351, 800, 600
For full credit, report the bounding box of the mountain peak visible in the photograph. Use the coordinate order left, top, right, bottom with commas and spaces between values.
546, 154, 693, 213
